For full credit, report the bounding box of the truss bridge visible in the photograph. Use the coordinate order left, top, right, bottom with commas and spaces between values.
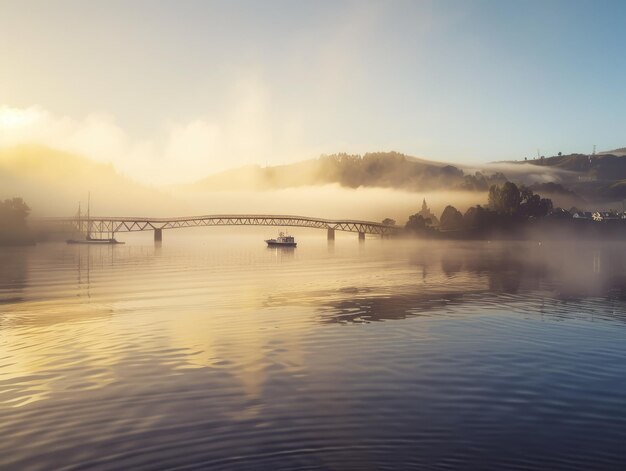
43, 214, 400, 243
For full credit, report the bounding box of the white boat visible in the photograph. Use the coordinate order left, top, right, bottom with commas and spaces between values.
265, 232, 297, 247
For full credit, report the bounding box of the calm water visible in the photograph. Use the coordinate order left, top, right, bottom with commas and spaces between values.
1, 232, 626, 470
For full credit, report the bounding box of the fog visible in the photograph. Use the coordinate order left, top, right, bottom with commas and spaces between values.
1, 144, 615, 225
0, 145, 186, 217
466, 162, 576, 185
175, 185, 486, 224
186, 152, 494, 193
1, 145, 489, 223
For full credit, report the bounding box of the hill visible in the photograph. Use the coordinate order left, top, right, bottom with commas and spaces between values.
512, 152, 626, 178
506, 152, 626, 202
185, 152, 507, 192
183, 149, 626, 208
0, 145, 182, 216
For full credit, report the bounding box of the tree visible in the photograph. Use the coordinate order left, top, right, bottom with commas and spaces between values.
538, 197, 553, 217
558, 152, 562, 156
463, 205, 497, 231
0, 198, 30, 228
382, 218, 396, 226
0, 197, 32, 244
463, 205, 483, 229
488, 182, 521, 215
439, 205, 463, 231
405, 214, 430, 233
518, 185, 553, 218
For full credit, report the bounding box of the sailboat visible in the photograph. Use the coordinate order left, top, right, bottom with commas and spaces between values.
66, 194, 124, 245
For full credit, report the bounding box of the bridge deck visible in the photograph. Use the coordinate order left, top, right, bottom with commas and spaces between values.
42, 214, 400, 236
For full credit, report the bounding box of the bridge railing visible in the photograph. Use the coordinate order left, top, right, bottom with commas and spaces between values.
38, 214, 401, 237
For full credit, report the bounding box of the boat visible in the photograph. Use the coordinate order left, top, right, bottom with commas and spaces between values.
265, 232, 297, 247
66, 193, 125, 245
67, 237, 125, 245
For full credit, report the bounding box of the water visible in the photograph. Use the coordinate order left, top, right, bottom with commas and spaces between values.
1, 231, 626, 470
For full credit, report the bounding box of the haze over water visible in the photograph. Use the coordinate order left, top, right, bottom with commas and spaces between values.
2, 232, 626, 470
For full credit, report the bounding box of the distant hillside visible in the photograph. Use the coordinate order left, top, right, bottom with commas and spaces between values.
600, 147, 626, 156
185, 152, 507, 192
501, 152, 626, 203
519, 154, 594, 172
514, 152, 626, 177
0, 145, 182, 216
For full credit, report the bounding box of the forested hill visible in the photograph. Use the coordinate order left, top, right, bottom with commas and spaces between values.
510, 152, 626, 199
188, 152, 507, 192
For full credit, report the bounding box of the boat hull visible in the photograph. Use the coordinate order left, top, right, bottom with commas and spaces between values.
265, 240, 297, 247
67, 239, 125, 245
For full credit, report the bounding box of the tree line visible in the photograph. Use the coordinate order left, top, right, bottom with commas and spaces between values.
400, 182, 554, 237
317, 152, 507, 191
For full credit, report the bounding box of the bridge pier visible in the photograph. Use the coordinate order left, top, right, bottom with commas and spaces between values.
154, 228, 162, 243
358, 231, 365, 242
327, 228, 335, 241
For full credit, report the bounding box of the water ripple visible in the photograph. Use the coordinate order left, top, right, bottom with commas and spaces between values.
1, 239, 626, 469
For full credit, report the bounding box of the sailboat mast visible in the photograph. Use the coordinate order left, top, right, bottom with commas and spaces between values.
87, 192, 91, 239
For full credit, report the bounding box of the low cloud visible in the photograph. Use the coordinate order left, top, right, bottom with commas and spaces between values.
0, 78, 306, 185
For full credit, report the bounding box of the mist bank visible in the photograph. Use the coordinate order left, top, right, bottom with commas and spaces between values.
184, 152, 508, 193
3, 144, 626, 221
183, 150, 626, 209
0, 145, 488, 221
0, 145, 186, 216
177, 185, 486, 224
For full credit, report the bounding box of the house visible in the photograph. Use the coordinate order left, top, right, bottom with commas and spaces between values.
572, 211, 593, 219
592, 211, 620, 221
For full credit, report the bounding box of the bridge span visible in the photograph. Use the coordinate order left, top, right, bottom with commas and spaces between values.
43, 214, 400, 243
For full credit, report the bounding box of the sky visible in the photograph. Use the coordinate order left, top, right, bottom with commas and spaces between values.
1, 0, 625, 184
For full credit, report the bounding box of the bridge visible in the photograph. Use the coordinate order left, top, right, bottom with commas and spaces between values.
42, 214, 400, 243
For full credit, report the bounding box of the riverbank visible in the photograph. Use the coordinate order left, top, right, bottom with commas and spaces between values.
401, 218, 626, 241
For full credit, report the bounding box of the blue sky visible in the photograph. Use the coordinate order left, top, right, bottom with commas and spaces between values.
1, 0, 625, 182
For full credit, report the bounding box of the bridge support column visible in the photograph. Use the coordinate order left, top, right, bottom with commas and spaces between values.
359, 231, 365, 242
327, 228, 335, 241
154, 228, 162, 243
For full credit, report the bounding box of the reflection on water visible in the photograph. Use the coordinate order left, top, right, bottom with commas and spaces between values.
1, 236, 626, 470
0, 248, 28, 304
